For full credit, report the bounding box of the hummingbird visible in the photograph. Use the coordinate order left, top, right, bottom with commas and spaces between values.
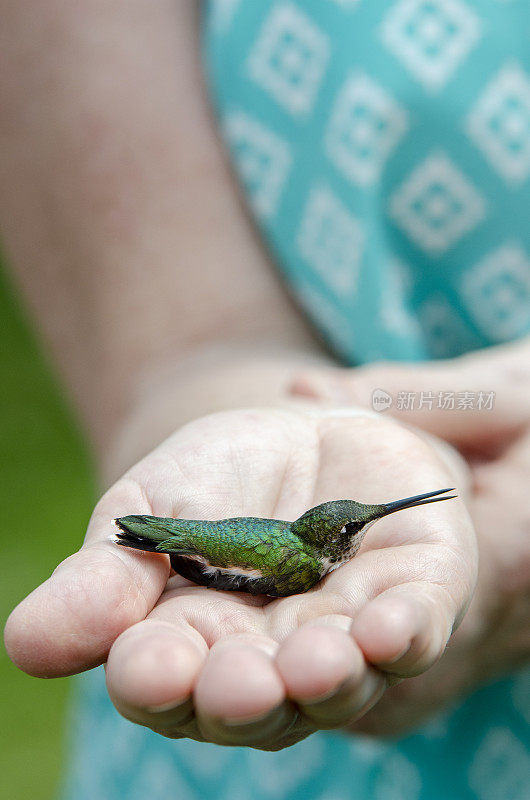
113, 487, 456, 597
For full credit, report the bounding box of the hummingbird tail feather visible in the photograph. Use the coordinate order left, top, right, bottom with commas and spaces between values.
113, 515, 171, 554
113, 531, 161, 553
113, 515, 200, 556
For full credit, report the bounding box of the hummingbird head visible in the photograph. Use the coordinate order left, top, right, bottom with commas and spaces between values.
291, 488, 457, 563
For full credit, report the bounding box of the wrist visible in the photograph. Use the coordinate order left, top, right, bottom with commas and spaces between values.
99, 341, 331, 486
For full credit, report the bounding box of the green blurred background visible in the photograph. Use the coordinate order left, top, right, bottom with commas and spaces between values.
0, 264, 95, 800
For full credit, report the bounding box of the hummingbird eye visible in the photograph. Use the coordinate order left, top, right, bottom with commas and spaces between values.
340, 522, 362, 537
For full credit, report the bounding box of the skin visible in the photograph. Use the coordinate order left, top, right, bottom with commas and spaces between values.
291, 337, 530, 734
1, 0, 528, 751
5, 405, 476, 749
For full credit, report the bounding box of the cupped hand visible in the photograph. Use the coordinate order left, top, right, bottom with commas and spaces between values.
289, 336, 530, 735
4, 406, 476, 750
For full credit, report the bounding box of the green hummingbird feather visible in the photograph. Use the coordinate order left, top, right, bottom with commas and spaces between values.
113, 487, 457, 597
114, 514, 322, 596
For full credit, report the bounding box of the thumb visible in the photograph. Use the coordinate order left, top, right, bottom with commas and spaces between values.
3, 484, 169, 678
289, 337, 530, 452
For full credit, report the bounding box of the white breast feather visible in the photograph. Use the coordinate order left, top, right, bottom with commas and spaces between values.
184, 554, 264, 580
321, 521, 376, 575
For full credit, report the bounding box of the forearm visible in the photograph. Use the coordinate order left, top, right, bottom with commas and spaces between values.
0, 0, 323, 456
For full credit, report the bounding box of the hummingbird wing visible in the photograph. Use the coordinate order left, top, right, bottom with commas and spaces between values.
114, 515, 322, 596
168, 519, 323, 596
115, 515, 295, 566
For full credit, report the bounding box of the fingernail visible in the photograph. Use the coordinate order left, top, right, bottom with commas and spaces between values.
222, 702, 296, 729
198, 702, 299, 746
290, 373, 349, 403
299, 672, 359, 706
384, 641, 412, 665
301, 670, 386, 728
146, 699, 185, 714
145, 696, 194, 726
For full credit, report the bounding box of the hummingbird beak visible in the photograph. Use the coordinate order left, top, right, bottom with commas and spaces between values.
374, 487, 457, 519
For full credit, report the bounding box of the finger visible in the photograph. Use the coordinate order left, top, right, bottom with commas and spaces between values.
4, 481, 169, 677
289, 336, 530, 450
276, 617, 386, 728
194, 634, 296, 747
350, 582, 457, 677
106, 619, 207, 736
326, 532, 476, 661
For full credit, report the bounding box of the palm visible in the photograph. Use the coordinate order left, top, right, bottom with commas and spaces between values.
5, 406, 476, 750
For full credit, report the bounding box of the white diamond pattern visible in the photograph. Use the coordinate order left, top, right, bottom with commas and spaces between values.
298, 185, 363, 295
325, 72, 408, 186
175, 739, 235, 781
369, 752, 422, 800
418, 295, 477, 357
247, 735, 325, 798
328, 0, 361, 8
295, 282, 354, 357
223, 111, 291, 218
469, 728, 530, 800
467, 63, 530, 184
247, 3, 330, 115
380, 258, 422, 339
461, 243, 530, 340
208, 0, 242, 33
381, 0, 480, 90
389, 152, 486, 253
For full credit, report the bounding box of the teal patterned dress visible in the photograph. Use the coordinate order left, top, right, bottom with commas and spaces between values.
62, 2, 530, 798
